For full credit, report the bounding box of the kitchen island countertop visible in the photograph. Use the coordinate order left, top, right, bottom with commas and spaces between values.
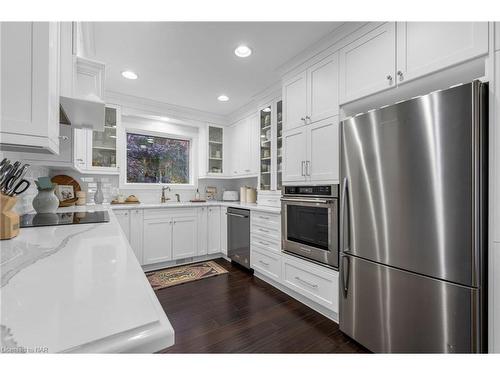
0, 206, 174, 353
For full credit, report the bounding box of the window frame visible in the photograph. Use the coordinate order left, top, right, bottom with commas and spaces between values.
119, 127, 196, 190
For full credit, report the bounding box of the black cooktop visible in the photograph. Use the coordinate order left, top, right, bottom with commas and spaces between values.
20, 210, 110, 228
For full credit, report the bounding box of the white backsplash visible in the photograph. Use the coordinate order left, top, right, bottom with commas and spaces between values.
9, 162, 259, 213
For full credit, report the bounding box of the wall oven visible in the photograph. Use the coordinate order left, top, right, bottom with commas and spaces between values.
281, 185, 339, 268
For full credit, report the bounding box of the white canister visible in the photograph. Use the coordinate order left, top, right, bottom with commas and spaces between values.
240, 186, 247, 203
76, 191, 86, 206
246, 188, 257, 204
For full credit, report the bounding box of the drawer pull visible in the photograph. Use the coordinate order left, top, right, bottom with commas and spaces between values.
259, 241, 270, 246
259, 228, 269, 233
259, 215, 270, 220
259, 260, 270, 266
295, 276, 318, 289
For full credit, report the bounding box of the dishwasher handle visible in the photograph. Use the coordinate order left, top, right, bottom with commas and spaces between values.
226, 212, 249, 219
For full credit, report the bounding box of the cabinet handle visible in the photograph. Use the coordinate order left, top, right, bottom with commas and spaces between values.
386, 75, 393, 84
59, 136, 69, 141
305, 116, 311, 124
259, 228, 269, 233
259, 215, 270, 220
295, 276, 318, 288
259, 260, 270, 266
259, 241, 270, 247
301, 161, 305, 176
397, 70, 404, 81
245, 169, 250, 172
124, 212, 128, 216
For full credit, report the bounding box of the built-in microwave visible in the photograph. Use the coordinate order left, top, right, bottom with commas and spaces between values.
281, 185, 339, 268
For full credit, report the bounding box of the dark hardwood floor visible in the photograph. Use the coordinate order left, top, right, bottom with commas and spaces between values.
155, 258, 368, 353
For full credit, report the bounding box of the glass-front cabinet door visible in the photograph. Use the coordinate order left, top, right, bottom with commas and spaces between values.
208, 125, 224, 174
276, 100, 283, 190
87, 104, 120, 173
259, 105, 272, 190
258, 98, 282, 192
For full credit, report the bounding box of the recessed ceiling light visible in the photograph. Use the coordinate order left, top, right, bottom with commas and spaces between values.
217, 95, 229, 102
234, 45, 252, 58
121, 70, 138, 80
263, 107, 271, 113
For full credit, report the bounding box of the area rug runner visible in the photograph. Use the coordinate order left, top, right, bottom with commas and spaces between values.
146, 261, 228, 290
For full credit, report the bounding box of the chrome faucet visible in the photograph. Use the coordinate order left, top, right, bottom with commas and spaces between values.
161, 186, 171, 203
175, 193, 180, 202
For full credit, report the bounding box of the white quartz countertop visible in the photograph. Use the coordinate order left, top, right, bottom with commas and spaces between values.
108, 200, 281, 214
0, 206, 174, 353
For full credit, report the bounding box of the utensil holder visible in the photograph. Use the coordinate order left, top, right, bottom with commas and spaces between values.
0, 193, 19, 240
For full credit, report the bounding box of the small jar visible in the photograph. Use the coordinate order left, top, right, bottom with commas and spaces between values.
32, 188, 59, 214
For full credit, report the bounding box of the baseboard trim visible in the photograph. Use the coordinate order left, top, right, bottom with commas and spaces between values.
142, 253, 226, 272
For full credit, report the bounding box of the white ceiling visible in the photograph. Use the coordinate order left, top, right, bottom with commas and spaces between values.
92, 22, 342, 116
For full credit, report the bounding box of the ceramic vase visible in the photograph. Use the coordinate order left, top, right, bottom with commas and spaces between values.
32, 188, 59, 214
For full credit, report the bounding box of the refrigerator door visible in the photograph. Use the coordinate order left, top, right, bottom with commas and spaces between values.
340, 82, 483, 287
339, 254, 480, 353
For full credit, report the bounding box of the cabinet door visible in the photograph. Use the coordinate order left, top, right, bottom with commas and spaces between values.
73, 128, 88, 170
87, 105, 119, 173
114, 210, 130, 241
397, 22, 488, 84
307, 53, 339, 123
143, 218, 172, 264
197, 207, 208, 256
208, 207, 221, 254
339, 22, 396, 104
282, 71, 307, 131
220, 207, 228, 256
282, 128, 307, 183
129, 209, 144, 265
172, 216, 198, 259
307, 116, 339, 183
1, 22, 60, 153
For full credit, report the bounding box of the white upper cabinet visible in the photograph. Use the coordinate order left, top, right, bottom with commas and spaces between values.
282, 128, 308, 183
307, 53, 339, 123
396, 22, 488, 84
282, 116, 339, 185
282, 53, 339, 131
282, 71, 308, 131
307, 117, 339, 183
339, 22, 396, 104
1, 22, 61, 154
228, 114, 258, 177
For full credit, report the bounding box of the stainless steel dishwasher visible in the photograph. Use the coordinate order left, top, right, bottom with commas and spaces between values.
226, 207, 251, 269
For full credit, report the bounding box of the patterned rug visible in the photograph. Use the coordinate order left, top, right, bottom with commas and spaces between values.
146, 261, 228, 290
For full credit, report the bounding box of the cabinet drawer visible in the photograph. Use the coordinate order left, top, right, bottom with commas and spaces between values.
251, 211, 281, 229
251, 233, 280, 254
251, 247, 282, 282
251, 222, 280, 241
282, 254, 338, 311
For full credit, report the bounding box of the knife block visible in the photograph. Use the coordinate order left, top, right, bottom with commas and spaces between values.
0, 193, 19, 240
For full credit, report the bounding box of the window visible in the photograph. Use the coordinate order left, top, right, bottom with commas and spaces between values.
126, 132, 190, 184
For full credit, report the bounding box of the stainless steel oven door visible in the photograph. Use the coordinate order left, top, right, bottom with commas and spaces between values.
281, 197, 338, 268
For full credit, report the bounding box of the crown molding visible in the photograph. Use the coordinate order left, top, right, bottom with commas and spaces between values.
105, 90, 229, 126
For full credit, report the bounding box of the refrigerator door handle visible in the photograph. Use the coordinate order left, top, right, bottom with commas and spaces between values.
340, 177, 351, 253
342, 255, 350, 298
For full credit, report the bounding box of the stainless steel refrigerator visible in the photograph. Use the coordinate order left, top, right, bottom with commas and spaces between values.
339, 81, 487, 353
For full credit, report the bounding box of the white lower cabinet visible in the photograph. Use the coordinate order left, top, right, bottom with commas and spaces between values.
197, 207, 208, 255
282, 254, 339, 312
114, 209, 143, 264
172, 215, 198, 259
207, 207, 221, 254
220, 207, 228, 256
251, 246, 282, 282
143, 217, 173, 265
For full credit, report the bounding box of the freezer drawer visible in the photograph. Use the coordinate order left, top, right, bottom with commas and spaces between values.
339, 255, 482, 353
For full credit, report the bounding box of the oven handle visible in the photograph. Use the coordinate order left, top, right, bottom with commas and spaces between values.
280, 197, 334, 204
340, 177, 351, 253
